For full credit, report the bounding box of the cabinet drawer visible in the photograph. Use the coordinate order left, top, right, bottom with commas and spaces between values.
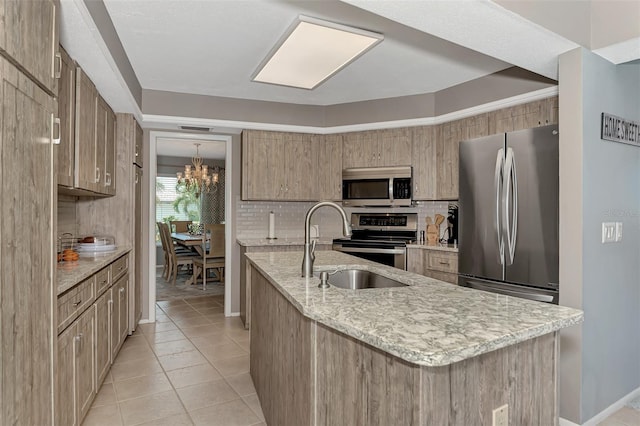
95, 267, 111, 297
426, 252, 458, 273
425, 270, 458, 285
111, 255, 128, 281
57, 275, 96, 334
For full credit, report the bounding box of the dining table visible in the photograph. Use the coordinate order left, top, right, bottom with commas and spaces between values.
171, 232, 206, 285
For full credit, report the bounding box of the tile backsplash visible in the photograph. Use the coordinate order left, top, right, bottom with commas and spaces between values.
235, 196, 452, 240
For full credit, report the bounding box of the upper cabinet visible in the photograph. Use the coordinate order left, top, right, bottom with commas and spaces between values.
242, 130, 343, 201
56, 46, 75, 187
240, 97, 558, 202
58, 58, 116, 197
0, 0, 59, 95
342, 128, 412, 168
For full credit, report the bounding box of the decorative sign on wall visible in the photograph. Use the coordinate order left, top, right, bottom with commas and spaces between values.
601, 113, 639, 146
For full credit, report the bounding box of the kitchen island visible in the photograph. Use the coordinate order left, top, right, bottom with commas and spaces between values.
246, 250, 582, 426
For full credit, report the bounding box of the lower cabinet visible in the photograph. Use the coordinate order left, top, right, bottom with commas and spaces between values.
55, 255, 129, 425
407, 248, 458, 284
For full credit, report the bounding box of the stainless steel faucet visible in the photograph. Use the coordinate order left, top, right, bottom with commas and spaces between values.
302, 201, 351, 277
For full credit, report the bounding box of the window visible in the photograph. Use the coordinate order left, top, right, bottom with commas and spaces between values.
156, 176, 201, 240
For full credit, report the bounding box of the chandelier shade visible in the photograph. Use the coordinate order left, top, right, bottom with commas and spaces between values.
176, 143, 219, 195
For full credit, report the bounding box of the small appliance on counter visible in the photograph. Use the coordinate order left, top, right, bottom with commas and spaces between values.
445, 204, 458, 244
76, 235, 117, 257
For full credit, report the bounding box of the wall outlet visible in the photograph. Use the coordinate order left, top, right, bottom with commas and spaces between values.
492, 404, 508, 426
602, 222, 616, 243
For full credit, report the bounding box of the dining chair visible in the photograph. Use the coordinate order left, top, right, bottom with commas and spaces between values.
159, 222, 199, 285
169, 220, 192, 233
157, 222, 170, 279
192, 223, 225, 290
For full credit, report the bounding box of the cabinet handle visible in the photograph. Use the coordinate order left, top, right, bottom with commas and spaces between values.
96, 167, 101, 183
75, 333, 83, 353
439, 261, 449, 265
51, 115, 60, 145
54, 52, 62, 79
120, 288, 125, 294
73, 300, 82, 307
135, 172, 139, 184
105, 172, 112, 186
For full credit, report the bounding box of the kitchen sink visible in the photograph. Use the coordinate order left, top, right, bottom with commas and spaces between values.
315, 269, 408, 290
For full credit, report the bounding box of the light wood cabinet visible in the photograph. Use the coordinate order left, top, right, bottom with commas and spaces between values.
242, 130, 341, 201
411, 126, 437, 200
95, 289, 112, 386
314, 134, 343, 200
134, 120, 143, 167
112, 274, 129, 358
0, 0, 59, 95
54, 308, 97, 425
56, 255, 129, 425
97, 96, 117, 195
489, 97, 558, 134
342, 128, 412, 169
57, 46, 75, 187
0, 54, 57, 425
56, 325, 78, 426
76, 307, 96, 421
75, 67, 98, 192
407, 248, 458, 284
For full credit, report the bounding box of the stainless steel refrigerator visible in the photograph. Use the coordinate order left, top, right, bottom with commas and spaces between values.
458, 125, 559, 303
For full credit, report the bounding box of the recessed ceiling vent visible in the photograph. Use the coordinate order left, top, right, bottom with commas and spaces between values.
180, 125, 212, 132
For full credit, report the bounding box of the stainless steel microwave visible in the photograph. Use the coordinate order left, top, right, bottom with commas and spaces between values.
342, 166, 413, 207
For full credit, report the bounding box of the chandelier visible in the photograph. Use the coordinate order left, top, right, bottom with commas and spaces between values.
176, 143, 219, 195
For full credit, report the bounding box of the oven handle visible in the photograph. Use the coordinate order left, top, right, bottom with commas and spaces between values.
334, 246, 405, 255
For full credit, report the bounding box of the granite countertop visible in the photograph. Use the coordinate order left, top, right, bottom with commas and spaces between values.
237, 237, 334, 247
406, 243, 459, 252
56, 247, 131, 295
245, 250, 583, 367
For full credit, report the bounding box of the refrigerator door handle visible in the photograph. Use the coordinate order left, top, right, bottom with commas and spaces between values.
464, 279, 555, 303
503, 147, 518, 265
494, 148, 505, 265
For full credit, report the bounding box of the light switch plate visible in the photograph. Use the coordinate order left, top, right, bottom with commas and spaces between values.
492, 404, 508, 426
602, 222, 616, 243
615, 222, 623, 242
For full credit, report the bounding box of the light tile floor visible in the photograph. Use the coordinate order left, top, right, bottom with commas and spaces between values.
83, 295, 264, 426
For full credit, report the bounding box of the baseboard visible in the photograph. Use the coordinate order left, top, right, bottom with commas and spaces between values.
560, 386, 640, 426
228, 312, 240, 317
137, 318, 153, 325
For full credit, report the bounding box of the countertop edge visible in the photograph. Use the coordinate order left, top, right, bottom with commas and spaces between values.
237, 237, 334, 247
246, 251, 583, 368
56, 247, 132, 295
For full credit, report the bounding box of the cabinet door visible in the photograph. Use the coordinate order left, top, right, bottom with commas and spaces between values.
411, 126, 437, 200
56, 324, 78, 426
116, 275, 129, 349
57, 46, 75, 187
135, 169, 143, 325
406, 249, 424, 275
314, 134, 343, 200
242, 130, 285, 200
0, 56, 56, 426
342, 130, 378, 168
95, 96, 107, 193
0, 0, 58, 94
104, 103, 116, 195
75, 67, 98, 191
378, 128, 412, 167
437, 120, 463, 200
94, 290, 112, 387
283, 133, 314, 200
76, 307, 96, 423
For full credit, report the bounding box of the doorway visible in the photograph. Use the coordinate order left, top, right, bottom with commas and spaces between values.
148, 131, 233, 321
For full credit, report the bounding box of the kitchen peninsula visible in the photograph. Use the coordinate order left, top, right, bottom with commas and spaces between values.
247, 250, 582, 426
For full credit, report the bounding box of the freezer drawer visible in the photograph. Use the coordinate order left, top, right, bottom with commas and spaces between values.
459, 275, 558, 304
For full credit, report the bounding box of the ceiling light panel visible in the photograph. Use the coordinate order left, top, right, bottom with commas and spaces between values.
253, 15, 383, 90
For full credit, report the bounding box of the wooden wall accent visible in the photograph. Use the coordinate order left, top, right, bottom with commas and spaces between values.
250, 269, 313, 426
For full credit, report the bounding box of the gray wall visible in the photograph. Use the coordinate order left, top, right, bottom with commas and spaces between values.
559, 47, 640, 423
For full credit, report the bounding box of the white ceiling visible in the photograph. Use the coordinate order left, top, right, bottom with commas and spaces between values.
102, 0, 512, 106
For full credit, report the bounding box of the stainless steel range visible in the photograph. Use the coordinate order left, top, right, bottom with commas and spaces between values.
332, 213, 418, 270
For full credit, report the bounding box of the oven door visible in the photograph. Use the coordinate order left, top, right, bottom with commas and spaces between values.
333, 243, 407, 270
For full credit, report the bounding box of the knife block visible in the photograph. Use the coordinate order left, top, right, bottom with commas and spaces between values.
426, 224, 439, 245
